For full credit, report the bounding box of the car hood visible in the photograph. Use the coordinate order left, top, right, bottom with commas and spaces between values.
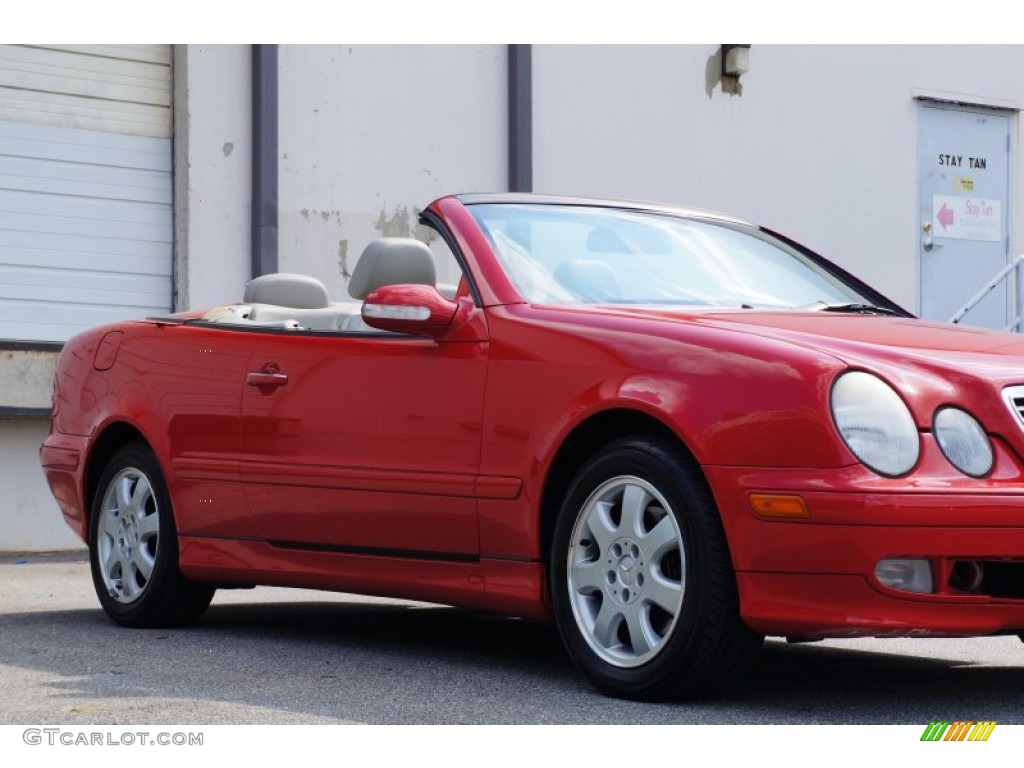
706, 312, 1024, 377
593, 305, 1024, 423
605, 307, 1024, 381
592, 306, 1024, 434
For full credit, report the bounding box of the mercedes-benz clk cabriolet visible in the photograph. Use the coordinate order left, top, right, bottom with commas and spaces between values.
40, 193, 1024, 700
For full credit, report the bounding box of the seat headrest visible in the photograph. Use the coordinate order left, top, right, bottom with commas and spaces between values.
244, 273, 330, 309
348, 238, 436, 300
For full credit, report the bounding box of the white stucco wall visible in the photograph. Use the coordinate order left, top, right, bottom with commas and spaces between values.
533, 44, 1024, 313
173, 44, 252, 311
0, 419, 81, 551
278, 44, 507, 295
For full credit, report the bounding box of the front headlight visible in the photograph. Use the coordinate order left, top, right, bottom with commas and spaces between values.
831, 371, 920, 476
933, 407, 993, 477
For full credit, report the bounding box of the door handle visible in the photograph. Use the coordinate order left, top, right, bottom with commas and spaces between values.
922, 220, 944, 252
246, 363, 288, 388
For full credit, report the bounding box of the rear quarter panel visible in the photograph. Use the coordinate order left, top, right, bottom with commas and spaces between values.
55, 321, 255, 539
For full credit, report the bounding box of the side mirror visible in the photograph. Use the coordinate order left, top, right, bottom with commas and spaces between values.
361, 284, 458, 336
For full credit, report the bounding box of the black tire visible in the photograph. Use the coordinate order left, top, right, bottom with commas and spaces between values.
550, 436, 763, 700
89, 443, 214, 627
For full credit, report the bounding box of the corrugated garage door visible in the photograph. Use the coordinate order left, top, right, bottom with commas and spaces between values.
0, 44, 172, 343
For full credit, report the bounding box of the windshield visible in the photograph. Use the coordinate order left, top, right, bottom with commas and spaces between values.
468, 203, 869, 309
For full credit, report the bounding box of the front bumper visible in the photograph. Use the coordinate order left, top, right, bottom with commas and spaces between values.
707, 449, 1024, 638
736, 571, 1024, 638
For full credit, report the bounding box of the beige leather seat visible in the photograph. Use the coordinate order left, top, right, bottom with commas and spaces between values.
204, 273, 361, 330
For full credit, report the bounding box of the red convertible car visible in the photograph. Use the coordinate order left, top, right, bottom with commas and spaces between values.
40, 193, 1024, 700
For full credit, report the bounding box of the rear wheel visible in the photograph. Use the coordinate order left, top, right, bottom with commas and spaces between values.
90, 443, 214, 627
550, 437, 762, 700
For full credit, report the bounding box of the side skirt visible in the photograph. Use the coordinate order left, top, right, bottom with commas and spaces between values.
178, 535, 550, 621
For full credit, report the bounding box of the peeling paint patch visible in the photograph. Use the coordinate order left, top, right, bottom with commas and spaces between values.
705, 49, 742, 98
338, 239, 351, 278
375, 206, 413, 238
222, 142, 234, 157
374, 205, 438, 244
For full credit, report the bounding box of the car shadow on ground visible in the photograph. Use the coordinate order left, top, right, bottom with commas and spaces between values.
1, 599, 1022, 724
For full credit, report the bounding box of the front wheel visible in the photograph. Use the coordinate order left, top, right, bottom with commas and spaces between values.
90, 443, 214, 627
550, 437, 762, 700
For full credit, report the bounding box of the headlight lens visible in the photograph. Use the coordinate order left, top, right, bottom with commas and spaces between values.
831, 371, 919, 476
933, 407, 993, 477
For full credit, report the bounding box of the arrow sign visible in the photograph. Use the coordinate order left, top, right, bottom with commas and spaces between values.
936, 202, 954, 230
932, 195, 1001, 242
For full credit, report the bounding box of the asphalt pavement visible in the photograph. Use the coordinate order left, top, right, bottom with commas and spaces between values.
2, 552, 1022, 725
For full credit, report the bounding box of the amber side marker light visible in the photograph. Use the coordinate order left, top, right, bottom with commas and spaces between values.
749, 494, 810, 519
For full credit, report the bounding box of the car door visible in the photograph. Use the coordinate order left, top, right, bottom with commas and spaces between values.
238, 327, 488, 557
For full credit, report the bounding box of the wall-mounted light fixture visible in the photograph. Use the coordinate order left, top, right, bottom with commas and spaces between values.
721, 44, 751, 78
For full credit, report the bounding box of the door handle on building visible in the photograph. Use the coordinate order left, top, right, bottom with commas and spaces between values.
922, 221, 943, 252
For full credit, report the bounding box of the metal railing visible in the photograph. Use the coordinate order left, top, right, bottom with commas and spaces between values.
949, 254, 1024, 332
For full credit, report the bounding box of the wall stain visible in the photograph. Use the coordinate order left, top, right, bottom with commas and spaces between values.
338, 239, 350, 278
222, 142, 234, 157
375, 205, 437, 244
375, 206, 413, 237
300, 208, 345, 225
705, 48, 743, 98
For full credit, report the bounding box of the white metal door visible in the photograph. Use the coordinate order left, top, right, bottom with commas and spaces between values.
918, 103, 1011, 328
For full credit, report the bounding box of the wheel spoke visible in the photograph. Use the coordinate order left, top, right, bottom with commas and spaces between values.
134, 551, 154, 581
640, 515, 678, 560
591, 599, 623, 648
100, 510, 120, 539
619, 484, 651, 537
120, 555, 136, 598
102, 544, 120, 584
623, 603, 656, 658
644, 571, 683, 615
571, 558, 606, 593
130, 474, 152, 514
116, 477, 133, 512
585, 500, 618, 553
137, 510, 159, 538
